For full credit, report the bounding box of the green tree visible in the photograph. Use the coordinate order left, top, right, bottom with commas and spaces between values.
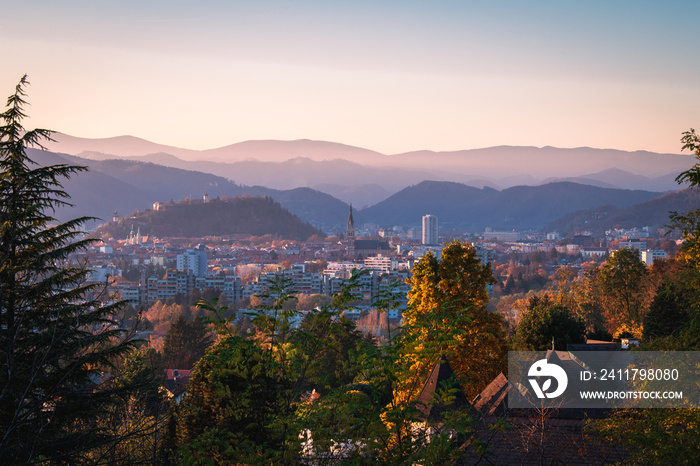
290, 309, 376, 393
395, 240, 507, 403
161, 313, 213, 370
0, 76, 135, 463
176, 336, 293, 464
513, 295, 586, 351
596, 247, 649, 336
590, 130, 700, 464
667, 127, 700, 342
86, 348, 172, 464
643, 278, 693, 340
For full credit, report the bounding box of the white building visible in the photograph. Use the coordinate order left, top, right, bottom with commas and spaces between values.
582, 248, 608, 258
422, 215, 438, 245
641, 249, 667, 266
176, 249, 208, 277
410, 245, 443, 261
364, 255, 398, 272
619, 240, 646, 253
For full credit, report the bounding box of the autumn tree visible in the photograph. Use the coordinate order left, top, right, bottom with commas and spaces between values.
596, 247, 649, 336
395, 240, 507, 403
0, 76, 136, 463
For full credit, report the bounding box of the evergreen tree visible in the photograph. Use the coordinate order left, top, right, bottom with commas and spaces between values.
0, 76, 135, 463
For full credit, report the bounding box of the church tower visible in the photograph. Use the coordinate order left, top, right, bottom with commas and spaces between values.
346, 203, 355, 259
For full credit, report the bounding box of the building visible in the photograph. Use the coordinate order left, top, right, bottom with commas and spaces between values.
582, 247, 608, 258
619, 240, 646, 254
472, 244, 496, 266
422, 215, 438, 245
364, 255, 398, 272
346, 204, 355, 258
176, 249, 208, 277
146, 270, 195, 304
641, 249, 667, 266
483, 229, 520, 242
354, 239, 391, 257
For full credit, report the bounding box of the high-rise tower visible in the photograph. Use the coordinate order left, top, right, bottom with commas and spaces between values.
422, 214, 438, 245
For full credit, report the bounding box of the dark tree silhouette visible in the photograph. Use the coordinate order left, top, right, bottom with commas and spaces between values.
0, 76, 135, 463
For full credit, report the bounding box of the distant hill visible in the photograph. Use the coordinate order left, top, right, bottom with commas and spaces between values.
543, 168, 682, 192
245, 186, 353, 233
389, 146, 691, 180
43, 133, 387, 164
29, 148, 695, 236
42, 133, 201, 160
543, 188, 700, 236
27, 149, 349, 232
311, 183, 394, 209
357, 181, 663, 231
95, 196, 323, 241
42, 133, 694, 194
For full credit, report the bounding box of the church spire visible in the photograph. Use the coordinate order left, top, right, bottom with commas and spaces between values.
346, 203, 355, 258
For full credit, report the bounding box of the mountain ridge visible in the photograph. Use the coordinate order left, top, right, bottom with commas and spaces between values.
29, 147, 697, 237
41, 133, 693, 196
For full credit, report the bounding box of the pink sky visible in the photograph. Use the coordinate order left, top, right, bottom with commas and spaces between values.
2, 1, 699, 155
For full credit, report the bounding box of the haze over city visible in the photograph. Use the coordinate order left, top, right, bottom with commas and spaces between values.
3, 0, 699, 155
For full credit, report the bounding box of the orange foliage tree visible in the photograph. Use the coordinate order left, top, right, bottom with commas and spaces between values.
394, 240, 508, 402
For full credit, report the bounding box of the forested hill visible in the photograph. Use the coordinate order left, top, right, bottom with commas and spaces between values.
543, 188, 700, 236
95, 196, 324, 241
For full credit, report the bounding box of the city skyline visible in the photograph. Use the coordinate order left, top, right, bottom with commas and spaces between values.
2, 1, 699, 156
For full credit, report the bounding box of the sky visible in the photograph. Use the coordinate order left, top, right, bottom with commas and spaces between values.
2, 0, 699, 155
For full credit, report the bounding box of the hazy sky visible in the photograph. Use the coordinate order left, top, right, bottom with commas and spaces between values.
2, 0, 699, 154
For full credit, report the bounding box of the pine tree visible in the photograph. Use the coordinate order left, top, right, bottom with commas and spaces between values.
0, 76, 135, 463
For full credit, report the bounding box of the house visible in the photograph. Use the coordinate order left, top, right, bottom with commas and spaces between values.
163, 368, 192, 403
413, 349, 629, 464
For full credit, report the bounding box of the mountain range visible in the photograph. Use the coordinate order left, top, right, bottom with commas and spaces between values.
354, 181, 663, 232
41, 133, 694, 207
29, 134, 700, 237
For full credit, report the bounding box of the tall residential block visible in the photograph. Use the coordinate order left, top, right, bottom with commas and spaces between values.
176, 249, 208, 277
422, 214, 438, 245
